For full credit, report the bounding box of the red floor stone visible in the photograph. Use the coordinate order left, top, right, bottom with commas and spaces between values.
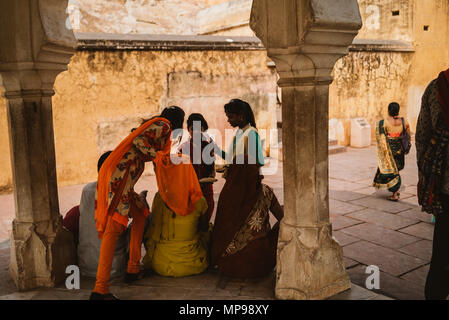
346, 208, 419, 230
398, 223, 434, 241
398, 240, 433, 261
343, 241, 427, 277
400, 265, 430, 287
330, 216, 363, 231
332, 230, 360, 247
340, 223, 421, 249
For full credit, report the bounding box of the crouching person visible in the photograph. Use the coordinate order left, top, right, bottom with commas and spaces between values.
77, 152, 130, 279
142, 152, 211, 277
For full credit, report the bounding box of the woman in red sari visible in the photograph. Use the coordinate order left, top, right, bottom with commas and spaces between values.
90, 106, 185, 300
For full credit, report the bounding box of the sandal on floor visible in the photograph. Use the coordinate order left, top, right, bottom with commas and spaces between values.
388, 193, 400, 202
89, 292, 119, 300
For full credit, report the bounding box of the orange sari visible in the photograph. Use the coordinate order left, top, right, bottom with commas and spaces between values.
95, 117, 171, 238
153, 152, 203, 216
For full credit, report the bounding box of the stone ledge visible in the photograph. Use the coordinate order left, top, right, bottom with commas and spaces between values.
350, 39, 415, 52
75, 33, 264, 51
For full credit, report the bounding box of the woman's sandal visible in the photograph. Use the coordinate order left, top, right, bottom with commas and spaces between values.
388, 192, 400, 202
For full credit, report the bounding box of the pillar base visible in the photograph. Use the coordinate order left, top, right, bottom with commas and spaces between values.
9, 217, 76, 291
275, 222, 351, 300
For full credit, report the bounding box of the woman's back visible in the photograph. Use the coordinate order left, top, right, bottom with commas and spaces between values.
384, 116, 409, 137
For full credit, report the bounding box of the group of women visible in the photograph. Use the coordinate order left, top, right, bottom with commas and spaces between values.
90, 99, 283, 300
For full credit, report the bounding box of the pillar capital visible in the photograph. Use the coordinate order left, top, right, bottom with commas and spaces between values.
250, 0, 361, 87
0, 0, 76, 98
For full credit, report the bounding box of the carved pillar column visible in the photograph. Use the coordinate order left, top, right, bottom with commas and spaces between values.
250, 0, 362, 299
0, 0, 77, 290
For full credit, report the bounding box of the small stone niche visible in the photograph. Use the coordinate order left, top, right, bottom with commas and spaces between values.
392, 10, 400, 16
424, 25, 430, 31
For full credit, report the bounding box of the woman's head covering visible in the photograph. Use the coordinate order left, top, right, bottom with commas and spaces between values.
153, 152, 203, 216
437, 68, 449, 128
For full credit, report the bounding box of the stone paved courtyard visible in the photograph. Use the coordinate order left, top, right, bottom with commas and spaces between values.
0, 145, 431, 300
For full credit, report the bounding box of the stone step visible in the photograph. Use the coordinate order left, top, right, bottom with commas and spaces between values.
329, 144, 347, 155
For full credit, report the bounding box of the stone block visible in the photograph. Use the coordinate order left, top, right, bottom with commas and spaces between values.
398, 223, 434, 241
343, 241, 427, 276
398, 240, 433, 261
349, 196, 414, 213
331, 216, 363, 231
333, 230, 360, 247
340, 223, 420, 249
346, 209, 419, 230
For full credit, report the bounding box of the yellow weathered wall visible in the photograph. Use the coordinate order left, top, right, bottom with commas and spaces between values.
0, 85, 12, 193
406, 0, 449, 131
0, 49, 276, 191
330, 0, 449, 144
356, 0, 414, 41
330, 51, 413, 142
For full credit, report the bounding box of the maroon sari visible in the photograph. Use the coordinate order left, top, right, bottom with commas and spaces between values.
211, 164, 279, 278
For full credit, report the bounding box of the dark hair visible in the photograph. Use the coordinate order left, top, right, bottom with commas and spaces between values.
98, 151, 112, 172
388, 102, 400, 117
224, 99, 257, 128
187, 113, 209, 131
160, 106, 185, 130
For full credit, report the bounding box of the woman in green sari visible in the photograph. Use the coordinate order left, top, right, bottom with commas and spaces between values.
373, 102, 411, 201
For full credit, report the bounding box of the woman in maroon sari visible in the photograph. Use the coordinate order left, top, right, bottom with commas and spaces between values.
210, 99, 283, 278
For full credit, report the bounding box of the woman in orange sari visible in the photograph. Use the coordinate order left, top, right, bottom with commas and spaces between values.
90, 106, 185, 300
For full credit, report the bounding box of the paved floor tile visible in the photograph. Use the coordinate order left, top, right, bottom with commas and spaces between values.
343, 241, 427, 276
346, 209, 419, 230
399, 223, 434, 241
397, 208, 433, 223
332, 230, 360, 247
347, 265, 425, 300
398, 240, 433, 261
329, 179, 367, 192
400, 196, 419, 206
349, 196, 414, 214
329, 199, 365, 216
343, 257, 359, 269
329, 190, 368, 202
400, 265, 430, 287
340, 223, 421, 249
331, 216, 363, 231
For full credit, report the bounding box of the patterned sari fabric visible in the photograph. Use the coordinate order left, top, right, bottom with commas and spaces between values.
95, 117, 171, 237
211, 164, 279, 278
418, 69, 449, 216
418, 126, 449, 215
373, 120, 403, 193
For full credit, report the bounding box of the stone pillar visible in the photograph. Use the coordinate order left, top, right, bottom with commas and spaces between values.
250, 0, 362, 299
0, 0, 77, 290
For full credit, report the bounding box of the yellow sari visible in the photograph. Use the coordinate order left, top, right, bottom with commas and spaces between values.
142, 193, 210, 277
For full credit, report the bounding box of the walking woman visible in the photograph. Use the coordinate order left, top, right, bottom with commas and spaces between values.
90, 106, 185, 300
373, 102, 411, 201
210, 99, 284, 278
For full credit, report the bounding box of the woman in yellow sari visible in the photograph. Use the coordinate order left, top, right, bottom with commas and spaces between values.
142, 152, 211, 277
373, 102, 411, 201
